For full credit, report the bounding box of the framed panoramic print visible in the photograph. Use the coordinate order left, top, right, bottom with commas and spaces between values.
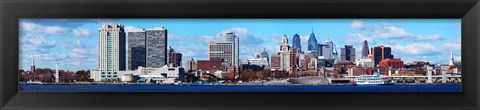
1, 0, 479, 110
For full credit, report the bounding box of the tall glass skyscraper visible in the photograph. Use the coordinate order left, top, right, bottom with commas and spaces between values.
292, 33, 301, 52
307, 32, 318, 51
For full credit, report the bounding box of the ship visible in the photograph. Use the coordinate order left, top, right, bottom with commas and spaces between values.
352, 70, 394, 85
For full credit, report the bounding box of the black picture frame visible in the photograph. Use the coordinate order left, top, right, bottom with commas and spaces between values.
1, 0, 479, 110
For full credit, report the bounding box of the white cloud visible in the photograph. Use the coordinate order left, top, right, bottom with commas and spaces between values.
345, 33, 373, 44
391, 43, 440, 55
350, 20, 364, 29
414, 34, 442, 41
73, 27, 91, 37
124, 26, 144, 32
352, 23, 444, 42
20, 22, 68, 35
218, 28, 264, 45
369, 25, 414, 39
20, 22, 42, 32
44, 26, 67, 35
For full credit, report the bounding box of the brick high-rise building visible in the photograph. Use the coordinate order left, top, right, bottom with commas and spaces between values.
370, 45, 394, 66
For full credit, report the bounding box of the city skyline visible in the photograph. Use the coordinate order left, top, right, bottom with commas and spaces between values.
19, 19, 461, 71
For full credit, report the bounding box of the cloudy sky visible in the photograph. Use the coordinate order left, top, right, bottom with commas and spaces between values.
19, 19, 461, 71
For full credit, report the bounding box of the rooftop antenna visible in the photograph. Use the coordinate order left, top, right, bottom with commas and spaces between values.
311, 26, 314, 33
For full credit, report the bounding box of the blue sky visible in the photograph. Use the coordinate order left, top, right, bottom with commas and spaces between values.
19, 19, 461, 71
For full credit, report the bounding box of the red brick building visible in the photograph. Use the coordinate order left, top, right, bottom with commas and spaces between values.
379, 58, 404, 68
289, 48, 297, 77
197, 58, 225, 73
270, 55, 281, 69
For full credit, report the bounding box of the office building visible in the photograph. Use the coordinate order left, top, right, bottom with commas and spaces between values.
307, 32, 318, 51
208, 42, 234, 66
128, 28, 146, 70
292, 33, 302, 52
224, 32, 239, 67
370, 45, 394, 66
185, 58, 197, 72
340, 45, 356, 62
97, 24, 126, 81
361, 40, 369, 58
279, 34, 292, 71
146, 27, 168, 68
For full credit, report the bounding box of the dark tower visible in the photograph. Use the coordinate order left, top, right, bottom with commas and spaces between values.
292, 34, 302, 52
361, 40, 369, 58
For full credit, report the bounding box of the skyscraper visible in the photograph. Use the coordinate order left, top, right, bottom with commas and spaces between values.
224, 32, 239, 67
208, 42, 234, 66
307, 32, 318, 51
341, 45, 356, 62
98, 24, 126, 81
128, 28, 146, 70
292, 33, 301, 52
361, 40, 369, 58
279, 34, 291, 70
146, 27, 168, 68
322, 40, 336, 59
128, 27, 168, 69
370, 45, 394, 66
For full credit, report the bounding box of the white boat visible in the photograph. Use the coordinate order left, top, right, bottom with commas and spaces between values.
353, 71, 393, 85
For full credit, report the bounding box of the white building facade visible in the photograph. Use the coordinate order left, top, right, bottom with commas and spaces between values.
97, 24, 126, 82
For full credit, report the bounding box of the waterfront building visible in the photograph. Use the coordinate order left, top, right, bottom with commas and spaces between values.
355, 58, 374, 68
370, 45, 394, 66
292, 33, 302, 52
128, 28, 146, 70
307, 32, 318, 51
361, 40, 369, 58
241, 50, 269, 67
208, 42, 234, 66
340, 45, 356, 62
185, 58, 197, 72
379, 58, 404, 68
120, 65, 185, 84
146, 27, 168, 68
197, 58, 225, 73
98, 24, 126, 82
348, 67, 374, 76
279, 34, 292, 71
334, 61, 356, 74
405, 61, 430, 68
128, 26, 168, 69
